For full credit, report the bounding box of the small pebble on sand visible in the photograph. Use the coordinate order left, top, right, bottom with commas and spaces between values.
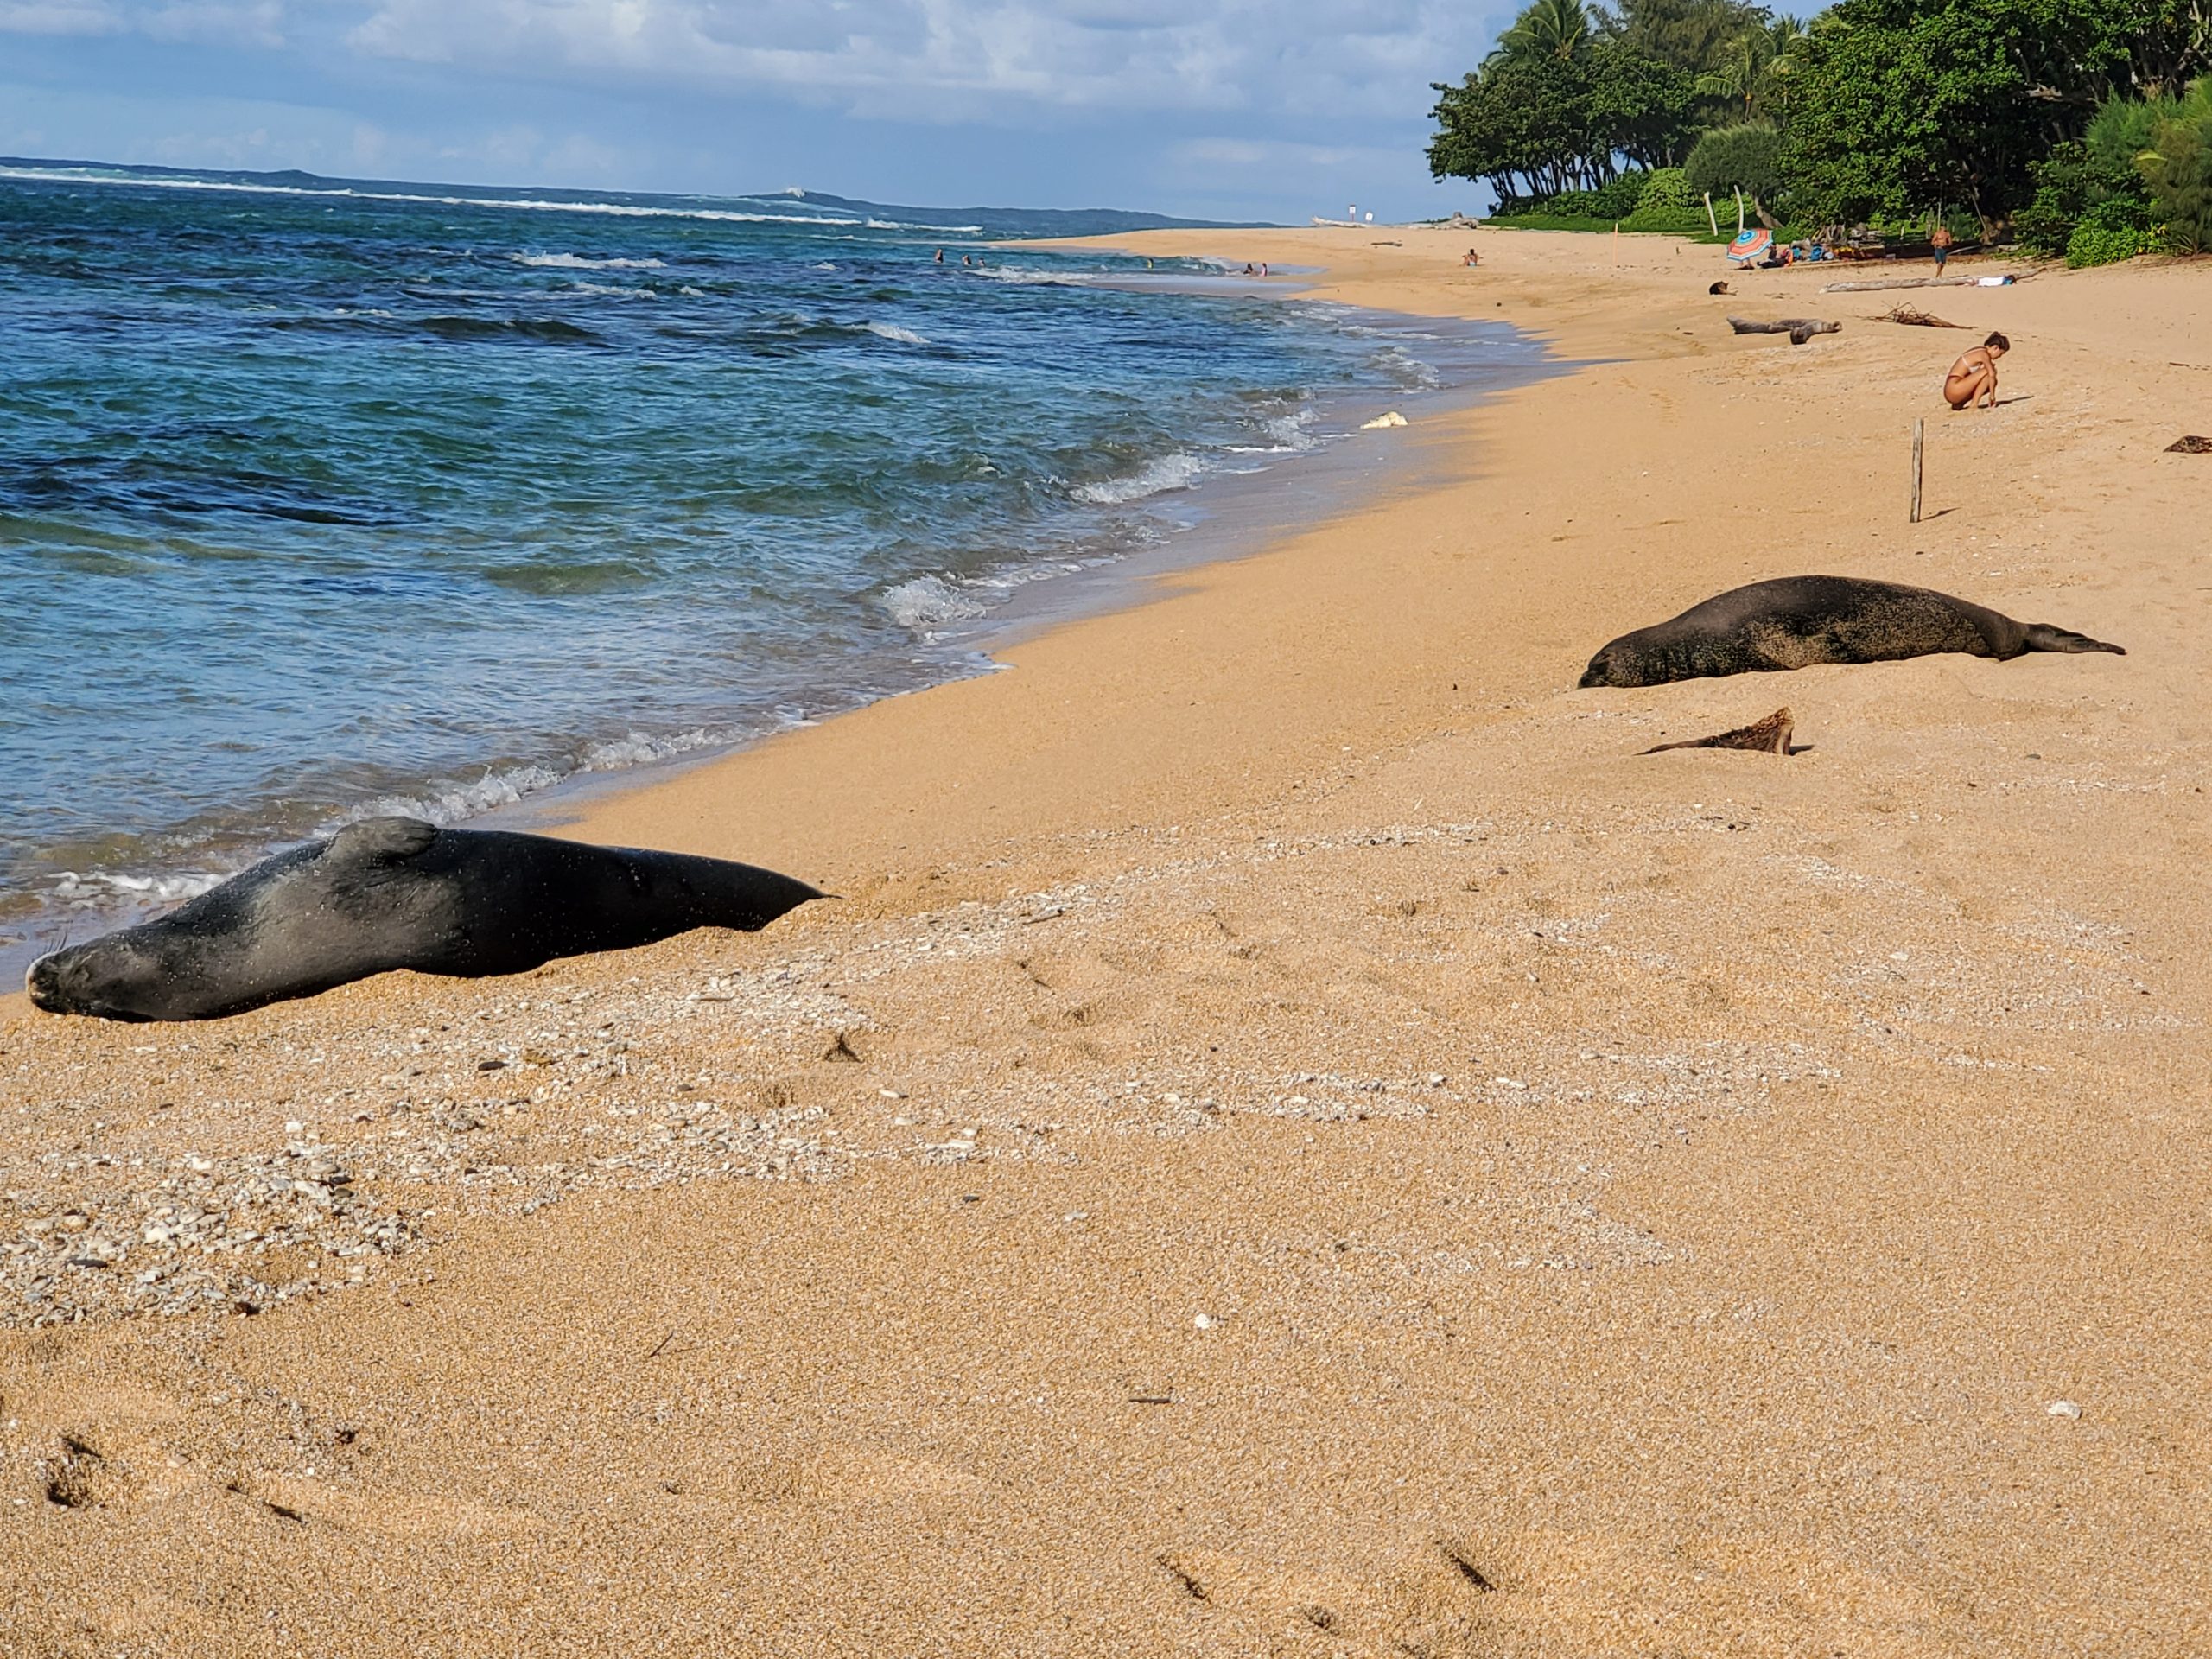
2048, 1399, 2082, 1420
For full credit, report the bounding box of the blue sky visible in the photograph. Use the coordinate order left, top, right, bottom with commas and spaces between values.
0, 1, 1513, 220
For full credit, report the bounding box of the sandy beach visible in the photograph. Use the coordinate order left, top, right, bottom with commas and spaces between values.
4, 225, 2209, 1656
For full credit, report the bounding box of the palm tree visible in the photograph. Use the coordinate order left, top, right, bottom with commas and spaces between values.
1488, 0, 1592, 65
1694, 16, 1805, 121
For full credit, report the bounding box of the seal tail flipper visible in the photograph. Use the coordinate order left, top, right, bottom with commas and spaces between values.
2022, 623, 2126, 656
1642, 708, 1795, 756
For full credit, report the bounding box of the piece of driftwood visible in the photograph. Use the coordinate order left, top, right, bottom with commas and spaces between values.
1642, 708, 1796, 756
2169, 435, 2212, 453
1728, 315, 1841, 345
1879, 304, 1965, 327
1821, 270, 2044, 292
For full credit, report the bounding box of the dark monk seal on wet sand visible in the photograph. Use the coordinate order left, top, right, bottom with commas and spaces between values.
26, 817, 822, 1022
1580, 575, 2124, 689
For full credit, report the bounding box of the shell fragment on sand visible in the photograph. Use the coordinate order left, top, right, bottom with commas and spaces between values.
1642, 708, 1795, 756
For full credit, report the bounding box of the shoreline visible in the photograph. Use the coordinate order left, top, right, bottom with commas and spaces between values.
3, 226, 2208, 1653
0, 283, 1546, 992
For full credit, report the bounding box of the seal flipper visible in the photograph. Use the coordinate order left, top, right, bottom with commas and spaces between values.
328, 817, 440, 864
2022, 622, 2125, 656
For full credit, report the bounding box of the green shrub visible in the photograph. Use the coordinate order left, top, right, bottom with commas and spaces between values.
2138, 79, 2212, 255
1636, 167, 1695, 213
1589, 171, 1649, 219
2066, 221, 2162, 267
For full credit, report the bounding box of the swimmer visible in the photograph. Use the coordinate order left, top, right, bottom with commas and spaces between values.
1944, 331, 2009, 410
933, 247, 944, 263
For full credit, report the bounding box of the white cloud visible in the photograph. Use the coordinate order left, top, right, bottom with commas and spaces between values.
337, 0, 1497, 121
0, 0, 283, 40
0, 1, 124, 34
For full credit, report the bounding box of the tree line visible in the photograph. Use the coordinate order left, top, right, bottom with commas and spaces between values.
1427, 0, 2212, 262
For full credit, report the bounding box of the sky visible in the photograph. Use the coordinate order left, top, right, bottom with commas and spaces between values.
0, 0, 1516, 221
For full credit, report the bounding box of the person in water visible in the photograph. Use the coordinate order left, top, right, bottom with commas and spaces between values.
933, 247, 944, 263
1944, 332, 2009, 410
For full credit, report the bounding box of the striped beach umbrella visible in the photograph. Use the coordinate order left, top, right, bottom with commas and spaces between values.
1727, 227, 1772, 264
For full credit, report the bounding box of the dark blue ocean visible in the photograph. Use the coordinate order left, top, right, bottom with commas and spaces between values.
0, 162, 1540, 957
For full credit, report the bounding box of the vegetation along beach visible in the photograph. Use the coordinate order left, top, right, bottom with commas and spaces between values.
3, 0, 2209, 1653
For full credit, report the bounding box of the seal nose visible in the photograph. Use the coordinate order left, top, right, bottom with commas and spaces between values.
25, 954, 63, 1012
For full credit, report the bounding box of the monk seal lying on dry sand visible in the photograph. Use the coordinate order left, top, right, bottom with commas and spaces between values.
26, 817, 821, 1022
1579, 575, 2124, 689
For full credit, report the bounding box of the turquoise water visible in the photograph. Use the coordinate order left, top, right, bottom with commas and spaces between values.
0, 162, 1541, 953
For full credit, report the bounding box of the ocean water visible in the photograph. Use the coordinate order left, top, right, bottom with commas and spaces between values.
0, 162, 1542, 957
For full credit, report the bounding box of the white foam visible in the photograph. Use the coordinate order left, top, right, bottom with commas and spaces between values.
48, 869, 227, 908
1071, 452, 1207, 506
566, 281, 658, 300
512, 251, 666, 270
352, 764, 566, 826
880, 575, 988, 631
862, 321, 929, 345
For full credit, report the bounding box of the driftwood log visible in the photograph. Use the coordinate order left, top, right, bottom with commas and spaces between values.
2168, 435, 2212, 453
1727, 315, 1841, 345
1821, 270, 2043, 293
1642, 708, 1796, 756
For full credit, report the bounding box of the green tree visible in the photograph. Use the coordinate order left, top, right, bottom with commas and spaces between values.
1430, 55, 1600, 201
1781, 0, 2212, 231
1432, 31, 1697, 199
1605, 0, 1773, 77
1686, 124, 1788, 219
1591, 40, 1704, 165
1491, 0, 1595, 64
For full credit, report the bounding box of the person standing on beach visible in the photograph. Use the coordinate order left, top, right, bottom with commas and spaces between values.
1944, 332, 2008, 410
1931, 222, 1954, 273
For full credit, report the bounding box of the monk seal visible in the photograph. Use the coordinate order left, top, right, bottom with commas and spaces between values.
1580, 575, 2123, 689
25, 817, 821, 1022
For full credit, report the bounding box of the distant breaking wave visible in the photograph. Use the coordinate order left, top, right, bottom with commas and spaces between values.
512, 251, 667, 270
0, 164, 986, 233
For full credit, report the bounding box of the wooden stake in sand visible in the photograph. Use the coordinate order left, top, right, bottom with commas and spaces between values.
1911, 418, 1925, 524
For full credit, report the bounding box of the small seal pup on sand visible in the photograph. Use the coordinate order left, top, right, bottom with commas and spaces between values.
1580, 575, 2123, 689
27, 817, 822, 1022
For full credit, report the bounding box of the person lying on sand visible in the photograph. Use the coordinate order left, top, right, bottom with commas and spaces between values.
1945, 332, 2010, 410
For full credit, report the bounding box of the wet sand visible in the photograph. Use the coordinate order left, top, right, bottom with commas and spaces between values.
3, 227, 2208, 1656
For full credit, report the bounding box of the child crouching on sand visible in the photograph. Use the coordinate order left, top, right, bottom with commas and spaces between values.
1945, 332, 2009, 410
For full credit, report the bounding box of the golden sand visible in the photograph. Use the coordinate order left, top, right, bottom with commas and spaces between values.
3, 227, 2207, 1656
